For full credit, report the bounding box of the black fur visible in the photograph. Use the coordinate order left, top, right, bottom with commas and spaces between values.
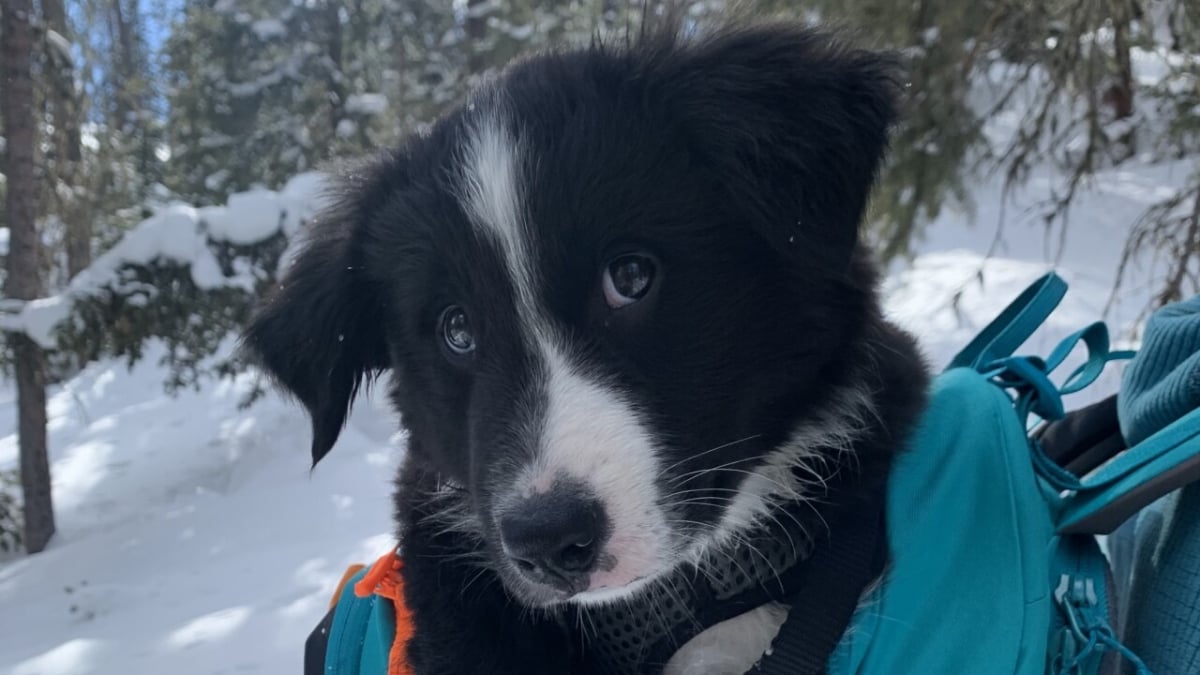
244, 19, 929, 675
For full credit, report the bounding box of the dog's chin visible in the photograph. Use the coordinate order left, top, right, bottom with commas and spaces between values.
502, 563, 676, 610
499, 532, 693, 609
500, 570, 578, 609
568, 573, 662, 606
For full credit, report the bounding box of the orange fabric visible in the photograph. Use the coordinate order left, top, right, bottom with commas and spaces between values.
330, 564, 366, 609
353, 549, 415, 675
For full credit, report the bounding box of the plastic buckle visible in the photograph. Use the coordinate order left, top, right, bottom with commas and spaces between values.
1051, 574, 1102, 675
1054, 575, 1097, 638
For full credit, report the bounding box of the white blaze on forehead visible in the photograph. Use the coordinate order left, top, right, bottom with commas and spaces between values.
458, 110, 539, 318
458, 108, 671, 601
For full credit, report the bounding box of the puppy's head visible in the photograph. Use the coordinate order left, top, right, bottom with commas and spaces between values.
244, 22, 897, 608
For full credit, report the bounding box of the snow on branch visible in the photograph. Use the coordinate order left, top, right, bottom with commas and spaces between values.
0, 172, 329, 349
345, 93, 389, 115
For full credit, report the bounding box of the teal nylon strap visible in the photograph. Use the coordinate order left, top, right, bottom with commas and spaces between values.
326, 568, 371, 675
982, 322, 1125, 428
324, 568, 395, 674
1072, 405, 1200, 491
1057, 406, 1200, 534
987, 321, 1136, 493
950, 272, 1069, 370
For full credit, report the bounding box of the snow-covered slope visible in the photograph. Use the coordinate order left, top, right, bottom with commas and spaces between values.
0, 156, 1189, 675
0, 343, 399, 674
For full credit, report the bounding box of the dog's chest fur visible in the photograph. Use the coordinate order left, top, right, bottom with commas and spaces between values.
664, 604, 790, 675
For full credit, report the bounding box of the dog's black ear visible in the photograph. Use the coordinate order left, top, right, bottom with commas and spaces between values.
656, 23, 899, 270
242, 181, 390, 467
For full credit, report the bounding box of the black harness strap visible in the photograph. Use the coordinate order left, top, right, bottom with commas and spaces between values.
304, 604, 336, 675
749, 494, 888, 675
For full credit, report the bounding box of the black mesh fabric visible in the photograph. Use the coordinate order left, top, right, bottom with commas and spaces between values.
580, 504, 817, 674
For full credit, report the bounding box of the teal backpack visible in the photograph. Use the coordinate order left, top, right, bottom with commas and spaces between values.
309, 273, 1200, 675
819, 272, 1200, 675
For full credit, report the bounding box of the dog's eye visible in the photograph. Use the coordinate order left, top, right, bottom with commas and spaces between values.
602, 254, 656, 308
440, 306, 476, 355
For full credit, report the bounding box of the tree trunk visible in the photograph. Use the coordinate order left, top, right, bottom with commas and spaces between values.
1109, 14, 1135, 122
111, 0, 154, 206
1106, 2, 1137, 160
43, 0, 92, 279
2, 0, 56, 554
325, 0, 346, 139
110, 0, 139, 132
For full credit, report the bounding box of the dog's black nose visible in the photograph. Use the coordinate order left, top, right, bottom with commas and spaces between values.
499, 489, 607, 594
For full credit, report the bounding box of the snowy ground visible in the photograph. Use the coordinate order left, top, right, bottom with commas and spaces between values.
0, 342, 399, 674
0, 149, 1190, 673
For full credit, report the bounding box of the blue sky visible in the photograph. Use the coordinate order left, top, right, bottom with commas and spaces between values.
65, 0, 182, 123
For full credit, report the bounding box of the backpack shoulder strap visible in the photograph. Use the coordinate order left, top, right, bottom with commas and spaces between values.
751, 274, 1067, 674
306, 553, 414, 675
320, 565, 376, 675
306, 563, 370, 675
749, 491, 887, 675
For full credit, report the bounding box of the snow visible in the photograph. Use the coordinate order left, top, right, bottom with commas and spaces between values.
251, 19, 286, 40
13, 296, 73, 350
465, 0, 495, 19
203, 190, 285, 246
45, 30, 73, 65
336, 118, 358, 138
0, 340, 399, 674
3, 176, 330, 349
344, 93, 388, 115
504, 23, 535, 41
204, 170, 230, 192
278, 172, 331, 239
228, 53, 307, 98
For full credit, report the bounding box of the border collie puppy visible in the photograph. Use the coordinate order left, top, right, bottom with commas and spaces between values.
245, 18, 929, 675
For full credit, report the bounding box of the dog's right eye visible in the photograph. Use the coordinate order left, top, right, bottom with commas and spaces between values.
440, 306, 476, 355
602, 254, 657, 309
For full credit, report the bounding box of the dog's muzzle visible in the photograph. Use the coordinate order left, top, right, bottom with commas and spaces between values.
498, 485, 610, 595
